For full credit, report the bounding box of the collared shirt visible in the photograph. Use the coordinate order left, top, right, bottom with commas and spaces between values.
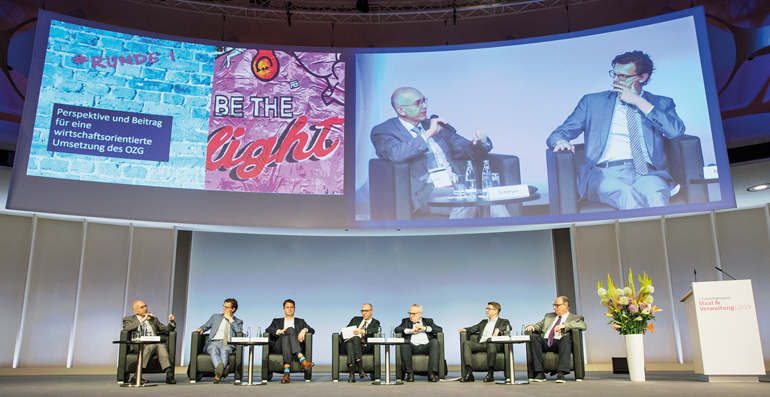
136, 315, 155, 336
357, 319, 370, 339
544, 312, 570, 341
598, 93, 653, 164
212, 318, 228, 340
407, 321, 432, 346
480, 317, 498, 343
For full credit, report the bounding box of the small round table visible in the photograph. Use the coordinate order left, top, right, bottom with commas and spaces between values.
113, 339, 163, 387
428, 187, 540, 218
229, 338, 269, 386
367, 337, 405, 385
489, 335, 531, 385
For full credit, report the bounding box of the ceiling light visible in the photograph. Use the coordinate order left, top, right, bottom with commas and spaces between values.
747, 184, 770, 192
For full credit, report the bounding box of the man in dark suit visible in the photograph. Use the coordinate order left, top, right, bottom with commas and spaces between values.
371, 87, 503, 219
122, 300, 176, 384
546, 51, 685, 210
394, 303, 443, 382
194, 298, 243, 384
265, 299, 315, 383
340, 303, 380, 382
458, 301, 511, 382
525, 296, 587, 383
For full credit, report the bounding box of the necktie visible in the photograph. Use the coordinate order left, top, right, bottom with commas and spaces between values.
223, 321, 230, 345
626, 105, 649, 175
548, 316, 562, 347
413, 126, 449, 171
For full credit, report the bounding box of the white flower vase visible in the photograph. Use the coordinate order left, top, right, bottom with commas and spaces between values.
624, 334, 645, 381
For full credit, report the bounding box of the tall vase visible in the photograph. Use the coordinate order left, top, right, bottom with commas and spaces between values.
624, 334, 645, 381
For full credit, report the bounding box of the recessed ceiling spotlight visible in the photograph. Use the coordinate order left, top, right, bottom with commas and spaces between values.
747, 184, 770, 192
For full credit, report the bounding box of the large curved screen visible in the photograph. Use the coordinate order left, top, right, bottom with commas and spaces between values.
8, 8, 733, 229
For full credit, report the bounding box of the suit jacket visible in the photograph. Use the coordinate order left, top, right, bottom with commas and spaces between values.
122, 314, 175, 352
265, 317, 315, 347
394, 317, 442, 344
546, 90, 685, 200
530, 312, 587, 337
198, 313, 243, 347
343, 316, 381, 344
464, 317, 511, 341
371, 116, 493, 212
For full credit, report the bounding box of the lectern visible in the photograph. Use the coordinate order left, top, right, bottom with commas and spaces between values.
680, 280, 765, 382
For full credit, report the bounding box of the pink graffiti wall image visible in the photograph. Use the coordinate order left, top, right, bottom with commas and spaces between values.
206, 48, 345, 194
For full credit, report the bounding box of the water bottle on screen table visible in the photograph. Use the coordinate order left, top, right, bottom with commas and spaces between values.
257, 327, 262, 338
465, 160, 476, 196
482, 160, 492, 196
390, 327, 395, 338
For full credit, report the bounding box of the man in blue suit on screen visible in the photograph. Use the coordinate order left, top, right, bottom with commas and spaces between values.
371, 87, 507, 219
546, 51, 685, 210
195, 298, 243, 384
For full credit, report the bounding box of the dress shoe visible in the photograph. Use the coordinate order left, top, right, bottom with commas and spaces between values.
555, 372, 566, 383
357, 363, 367, 379
483, 373, 495, 382
223, 364, 230, 378
405, 373, 415, 382
348, 374, 356, 383
460, 373, 475, 382
300, 359, 315, 371
428, 372, 438, 382
281, 373, 291, 383
213, 363, 223, 384
532, 372, 547, 382
129, 376, 149, 384
165, 377, 176, 384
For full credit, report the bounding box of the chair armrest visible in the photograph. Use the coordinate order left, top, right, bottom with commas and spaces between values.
485, 153, 521, 186
234, 332, 243, 381
437, 332, 445, 379
369, 158, 413, 220
261, 332, 272, 381
459, 331, 468, 378
331, 333, 341, 381
665, 135, 707, 204
166, 331, 177, 372
546, 148, 579, 214
304, 333, 313, 380
117, 330, 129, 383
570, 329, 585, 379
188, 331, 203, 380
395, 333, 403, 380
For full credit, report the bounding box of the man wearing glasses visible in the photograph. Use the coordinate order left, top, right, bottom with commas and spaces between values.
394, 304, 443, 382
546, 51, 685, 210
371, 87, 499, 219
339, 303, 380, 382
122, 300, 176, 384
524, 296, 586, 383
458, 302, 510, 382
194, 298, 243, 384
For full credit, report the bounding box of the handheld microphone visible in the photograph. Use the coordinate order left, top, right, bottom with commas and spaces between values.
714, 266, 737, 280
694, 269, 697, 282
421, 114, 457, 133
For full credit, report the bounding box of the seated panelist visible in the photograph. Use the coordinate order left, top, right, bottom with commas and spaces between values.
524, 296, 586, 383
340, 303, 380, 383
265, 299, 315, 384
394, 303, 442, 382
458, 301, 510, 382
194, 298, 243, 384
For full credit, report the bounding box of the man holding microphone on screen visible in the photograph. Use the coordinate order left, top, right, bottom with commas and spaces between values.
371, 87, 508, 219
546, 51, 685, 210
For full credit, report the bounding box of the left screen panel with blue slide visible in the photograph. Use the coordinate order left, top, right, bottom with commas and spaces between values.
8, 11, 350, 229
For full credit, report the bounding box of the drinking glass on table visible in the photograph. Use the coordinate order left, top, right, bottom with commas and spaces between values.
452, 174, 466, 197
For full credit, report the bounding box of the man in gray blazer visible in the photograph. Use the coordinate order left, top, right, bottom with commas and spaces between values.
370, 87, 498, 219
525, 296, 586, 383
195, 298, 243, 384
459, 301, 511, 382
122, 300, 176, 384
546, 51, 685, 210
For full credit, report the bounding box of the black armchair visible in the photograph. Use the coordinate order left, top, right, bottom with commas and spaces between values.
261, 332, 313, 382
116, 330, 176, 384
459, 331, 512, 381
545, 135, 708, 214
369, 153, 523, 220
525, 328, 585, 380
395, 332, 446, 380
331, 333, 382, 382
187, 331, 243, 383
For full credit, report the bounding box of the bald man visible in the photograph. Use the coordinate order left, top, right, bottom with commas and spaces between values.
371, 87, 507, 219
122, 300, 176, 384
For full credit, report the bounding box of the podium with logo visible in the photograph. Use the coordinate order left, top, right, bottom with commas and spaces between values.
680, 280, 765, 382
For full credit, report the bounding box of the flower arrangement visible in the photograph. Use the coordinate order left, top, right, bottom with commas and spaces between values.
597, 269, 661, 335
